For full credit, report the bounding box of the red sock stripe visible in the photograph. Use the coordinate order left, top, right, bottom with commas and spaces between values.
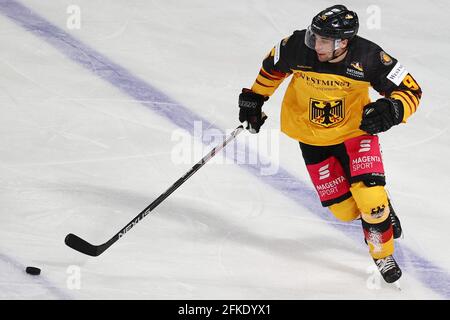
363, 226, 393, 243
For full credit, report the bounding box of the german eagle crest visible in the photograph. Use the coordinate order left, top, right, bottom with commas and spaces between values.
309, 98, 345, 127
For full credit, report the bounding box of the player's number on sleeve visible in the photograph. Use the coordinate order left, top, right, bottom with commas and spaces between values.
402, 74, 419, 91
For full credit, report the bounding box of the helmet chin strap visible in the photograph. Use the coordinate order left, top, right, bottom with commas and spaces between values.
330, 48, 347, 61
329, 39, 347, 61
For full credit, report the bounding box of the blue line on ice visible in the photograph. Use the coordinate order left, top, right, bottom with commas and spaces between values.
0, 0, 448, 298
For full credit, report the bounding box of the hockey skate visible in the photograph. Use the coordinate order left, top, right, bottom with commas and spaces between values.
374, 255, 402, 284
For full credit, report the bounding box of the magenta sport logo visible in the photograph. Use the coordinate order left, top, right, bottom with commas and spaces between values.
318, 163, 330, 180
359, 138, 372, 152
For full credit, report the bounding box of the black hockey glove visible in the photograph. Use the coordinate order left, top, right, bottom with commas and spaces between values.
238, 88, 268, 134
360, 98, 404, 134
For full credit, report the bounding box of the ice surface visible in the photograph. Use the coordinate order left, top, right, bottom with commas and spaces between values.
0, 0, 449, 299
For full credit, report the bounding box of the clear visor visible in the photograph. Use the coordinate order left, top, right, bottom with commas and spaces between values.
305, 26, 342, 52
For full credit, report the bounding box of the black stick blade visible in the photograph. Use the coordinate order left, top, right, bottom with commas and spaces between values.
65, 233, 102, 256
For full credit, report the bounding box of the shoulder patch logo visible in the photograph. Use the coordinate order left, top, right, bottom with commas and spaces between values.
380, 51, 393, 66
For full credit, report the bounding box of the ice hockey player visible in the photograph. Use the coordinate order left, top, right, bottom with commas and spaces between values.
238, 4, 422, 284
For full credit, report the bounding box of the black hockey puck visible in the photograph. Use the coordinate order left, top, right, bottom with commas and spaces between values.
25, 266, 41, 275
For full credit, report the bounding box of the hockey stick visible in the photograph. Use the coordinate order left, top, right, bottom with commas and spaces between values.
65, 125, 245, 256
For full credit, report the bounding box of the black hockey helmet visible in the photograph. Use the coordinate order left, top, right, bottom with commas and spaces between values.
310, 5, 359, 39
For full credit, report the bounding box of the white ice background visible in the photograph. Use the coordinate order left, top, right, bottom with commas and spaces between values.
0, 0, 449, 299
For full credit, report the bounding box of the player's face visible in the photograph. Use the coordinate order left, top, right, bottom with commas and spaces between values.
314, 35, 335, 62
304, 26, 348, 62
